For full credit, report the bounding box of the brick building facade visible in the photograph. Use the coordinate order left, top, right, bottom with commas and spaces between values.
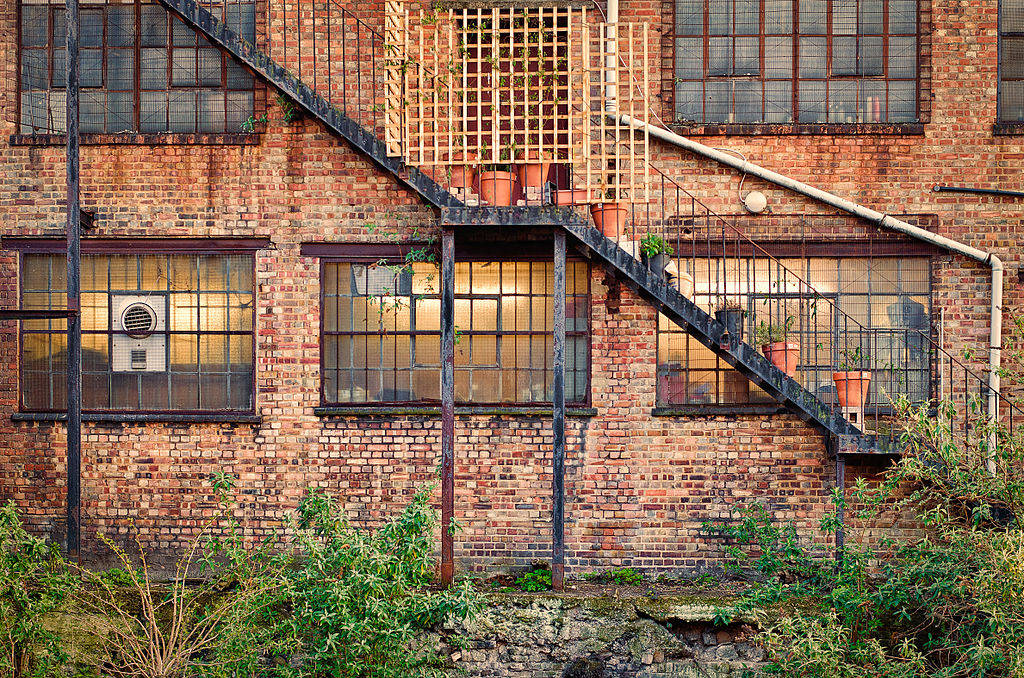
0, 0, 1021, 575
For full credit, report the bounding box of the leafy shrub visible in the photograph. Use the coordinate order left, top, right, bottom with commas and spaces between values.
583, 567, 644, 586
0, 502, 76, 678
515, 567, 552, 592
233, 485, 482, 677
708, 392, 1024, 677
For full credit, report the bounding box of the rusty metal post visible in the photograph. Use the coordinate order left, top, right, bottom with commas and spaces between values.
65, 0, 82, 561
552, 231, 566, 589
440, 229, 455, 584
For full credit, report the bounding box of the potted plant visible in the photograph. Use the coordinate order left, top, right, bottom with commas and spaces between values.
478, 150, 517, 206
515, 148, 552, 189
446, 150, 477, 189
714, 299, 746, 344
554, 188, 591, 206
639, 233, 674, 275
832, 346, 872, 409
756, 317, 799, 377
590, 188, 629, 238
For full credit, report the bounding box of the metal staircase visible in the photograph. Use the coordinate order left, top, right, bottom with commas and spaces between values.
156, 0, 1021, 458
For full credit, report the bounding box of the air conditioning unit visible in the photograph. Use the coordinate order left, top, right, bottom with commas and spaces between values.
111, 295, 166, 372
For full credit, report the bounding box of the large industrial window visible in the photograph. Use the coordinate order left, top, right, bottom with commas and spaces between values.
658, 256, 931, 407
673, 0, 919, 124
1001, 0, 1024, 122
20, 253, 255, 412
18, 0, 255, 134
320, 258, 590, 405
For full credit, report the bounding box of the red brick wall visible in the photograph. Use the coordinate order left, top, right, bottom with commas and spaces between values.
0, 0, 1020, 574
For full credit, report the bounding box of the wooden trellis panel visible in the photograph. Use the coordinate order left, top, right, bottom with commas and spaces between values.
575, 21, 650, 204
383, 1, 407, 157
383, 3, 651, 204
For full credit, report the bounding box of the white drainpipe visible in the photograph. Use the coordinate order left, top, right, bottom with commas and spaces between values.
604, 0, 618, 111
616, 113, 1004, 459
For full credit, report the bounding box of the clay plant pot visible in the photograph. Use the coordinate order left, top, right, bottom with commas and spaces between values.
478, 170, 516, 206
554, 189, 591, 206
589, 202, 629, 238
448, 165, 477, 189
515, 151, 552, 188
832, 370, 872, 409
762, 341, 800, 377
642, 253, 671, 275
714, 308, 745, 344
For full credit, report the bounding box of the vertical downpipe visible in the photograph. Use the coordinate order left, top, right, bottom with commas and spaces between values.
65, 0, 82, 561
552, 232, 567, 590
440, 230, 455, 584
604, 0, 617, 111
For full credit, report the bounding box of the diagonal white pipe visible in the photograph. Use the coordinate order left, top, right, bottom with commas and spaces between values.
615, 112, 1003, 456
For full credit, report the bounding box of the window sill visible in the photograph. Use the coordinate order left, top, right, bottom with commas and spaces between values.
314, 405, 598, 418
9, 132, 262, 146
993, 122, 1024, 136
668, 122, 925, 137
12, 412, 262, 424
652, 405, 786, 417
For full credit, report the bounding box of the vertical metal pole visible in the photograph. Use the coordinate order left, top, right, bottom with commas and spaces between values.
66, 0, 82, 561
552, 231, 566, 590
834, 450, 846, 563
440, 229, 455, 585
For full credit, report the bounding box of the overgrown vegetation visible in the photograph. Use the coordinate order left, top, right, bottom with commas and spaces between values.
514, 565, 552, 592
1, 479, 480, 677
0, 503, 76, 678
708, 392, 1024, 677
583, 567, 645, 586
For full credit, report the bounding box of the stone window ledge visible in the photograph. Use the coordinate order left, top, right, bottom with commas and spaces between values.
9, 132, 261, 146
669, 122, 925, 137
652, 405, 786, 417
12, 412, 262, 425
994, 122, 1024, 136
315, 405, 598, 418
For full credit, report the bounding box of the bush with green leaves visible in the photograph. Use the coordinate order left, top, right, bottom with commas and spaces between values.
583, 567, 644, 586
514, 566, 552, 592
0, 501, 77, 678
707, 392, 1024, 677
223, 484, 482, 677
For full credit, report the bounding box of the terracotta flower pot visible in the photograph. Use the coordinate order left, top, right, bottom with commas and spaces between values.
762, 341, 800, 377
515, 152, 552, 188
832, 371, 872, 408
554, 189, 590, 206
589, 202, 628, 238
448, 165, 476, 189
478, 170, 516, 206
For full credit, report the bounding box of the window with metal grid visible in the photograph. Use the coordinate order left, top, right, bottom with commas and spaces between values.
673, 0, 919, 124
1001, 0, 1024, 122
18, 0, 255, 134
657, 256, 932, 407
20, 253, 255, 412
321, 259, 590, 405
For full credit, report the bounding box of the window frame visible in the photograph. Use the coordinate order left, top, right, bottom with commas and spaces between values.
16, 0, 259, 136
315, 243, 592, 409
14, 238, 263, 415
656, 249, 934, 410
670, 0, 923, 129
998, 0, 1024, 125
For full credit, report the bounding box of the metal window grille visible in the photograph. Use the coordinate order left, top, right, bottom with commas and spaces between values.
18, 0, 255, 134
321, 259, 591, 405
1000, 0, 1024, 122
673, 0, 919, 124
20, 253, 256, 412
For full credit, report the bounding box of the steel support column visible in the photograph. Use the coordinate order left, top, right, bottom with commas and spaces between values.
835, 450, 846, 562
552, 231, 566, 590
440, 229, 455, 584
65, 0, 82, 561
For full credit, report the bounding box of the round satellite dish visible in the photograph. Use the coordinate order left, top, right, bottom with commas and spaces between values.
743, 191, 768, 214
122, 302, 157, 338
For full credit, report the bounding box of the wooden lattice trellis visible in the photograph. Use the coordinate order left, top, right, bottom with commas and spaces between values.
384, 2, 650, 203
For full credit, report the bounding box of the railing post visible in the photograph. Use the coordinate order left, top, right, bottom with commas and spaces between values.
440, 229, 455, 585
552, 231, 566, 590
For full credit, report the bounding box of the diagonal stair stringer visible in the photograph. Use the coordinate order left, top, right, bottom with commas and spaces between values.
154, 0, 462, 209
561, 221, 882, 455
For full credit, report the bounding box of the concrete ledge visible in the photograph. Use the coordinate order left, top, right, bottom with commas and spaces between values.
315, 405, 598, 418
12, 412, 262, 425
